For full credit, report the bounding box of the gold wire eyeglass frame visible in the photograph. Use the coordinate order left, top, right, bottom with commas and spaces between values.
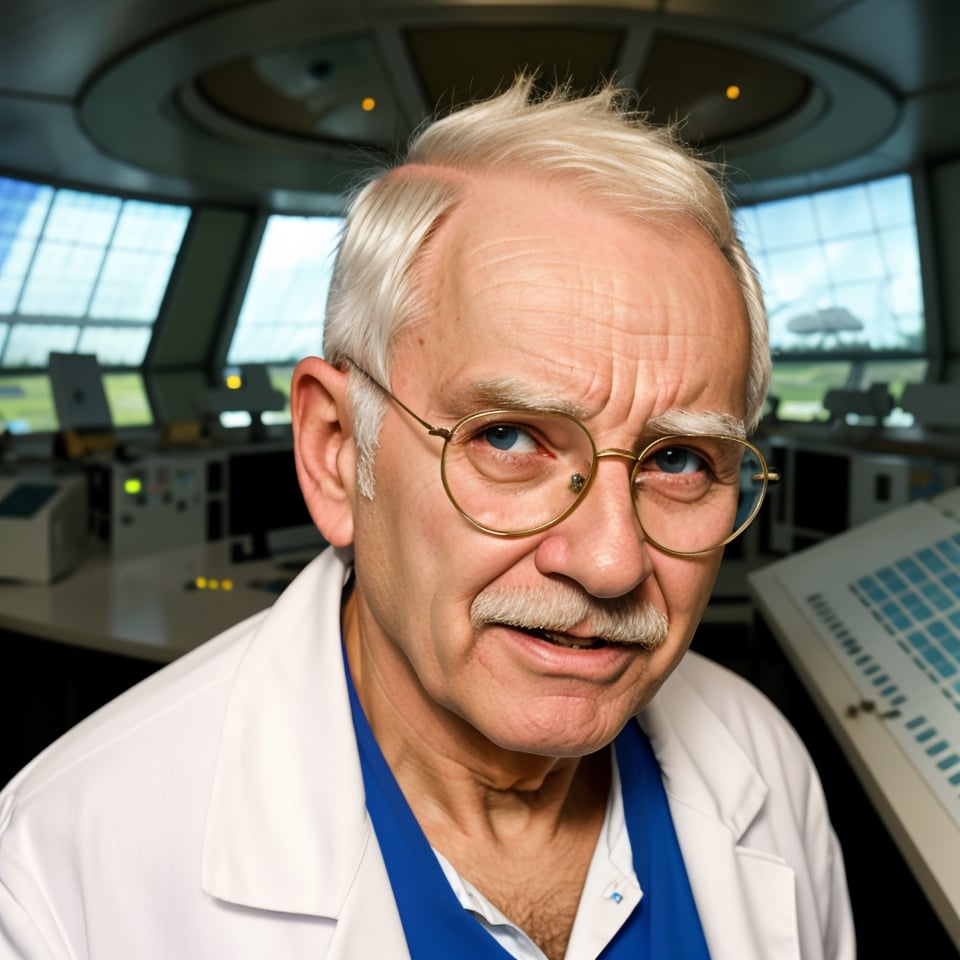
347, 361, 780, 557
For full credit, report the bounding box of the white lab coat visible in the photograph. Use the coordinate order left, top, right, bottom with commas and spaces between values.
0, 547, 854, 959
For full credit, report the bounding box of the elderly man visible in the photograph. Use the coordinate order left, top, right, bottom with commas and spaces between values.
0, 80, 854, 959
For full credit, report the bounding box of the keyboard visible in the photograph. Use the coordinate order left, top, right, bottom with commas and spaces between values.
757, 488, 960, 825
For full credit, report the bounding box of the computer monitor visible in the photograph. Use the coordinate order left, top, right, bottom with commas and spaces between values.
225, 444, 321, 560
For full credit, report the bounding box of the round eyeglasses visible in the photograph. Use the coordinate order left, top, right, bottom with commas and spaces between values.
349, 363, 779, 556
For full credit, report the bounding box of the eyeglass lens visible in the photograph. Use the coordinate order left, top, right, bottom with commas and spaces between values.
439, 411, 766, 553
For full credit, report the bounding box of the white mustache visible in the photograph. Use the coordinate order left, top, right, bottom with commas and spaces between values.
470, 585, 668, 650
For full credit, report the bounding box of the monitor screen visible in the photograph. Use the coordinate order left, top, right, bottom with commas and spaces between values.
0, 482, 58, 518
226, 445, 313, 539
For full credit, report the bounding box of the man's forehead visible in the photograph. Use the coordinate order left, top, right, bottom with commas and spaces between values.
429, 178, 723, 294
385, 161, 470, 189
394, 170, 750, 431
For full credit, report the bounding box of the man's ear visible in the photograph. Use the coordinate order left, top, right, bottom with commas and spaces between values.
290, 357, 356, 548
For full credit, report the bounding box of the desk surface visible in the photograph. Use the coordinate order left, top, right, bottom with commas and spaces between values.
0, 541, 320, 663
749, 495, 960, 950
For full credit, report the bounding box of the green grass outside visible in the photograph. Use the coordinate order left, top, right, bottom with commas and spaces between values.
769, 359, 928, 421
0, 372, 152, 433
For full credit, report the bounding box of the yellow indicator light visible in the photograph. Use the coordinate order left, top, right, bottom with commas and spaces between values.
361, 97, 376, 112
725, 85, 741, 101
208, 578, 220, 590
195, 576, 207, 589
124, 478, 142, 495
226, 373, 243, 390
222, 579, 234, 591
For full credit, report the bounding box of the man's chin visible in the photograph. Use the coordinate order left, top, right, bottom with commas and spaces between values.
475, 703, 642, 761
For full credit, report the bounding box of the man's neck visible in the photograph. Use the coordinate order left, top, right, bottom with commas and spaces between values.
342, 590, 612, 960
342, 587, 611, 832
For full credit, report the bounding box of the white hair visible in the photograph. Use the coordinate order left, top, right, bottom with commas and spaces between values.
323, 77, 770, 496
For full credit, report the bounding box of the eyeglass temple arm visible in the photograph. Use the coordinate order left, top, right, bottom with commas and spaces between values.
347, 359, 453, 441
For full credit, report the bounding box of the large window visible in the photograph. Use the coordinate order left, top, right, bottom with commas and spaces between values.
736, 174, 926, 421
226, 214, 343, 367
0, 177, 191, 367
218, 214, 342, 427
0, 176, 191, 433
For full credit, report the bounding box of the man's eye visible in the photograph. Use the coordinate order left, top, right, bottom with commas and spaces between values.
649, 446, 706, 474
480, 424, 538, 453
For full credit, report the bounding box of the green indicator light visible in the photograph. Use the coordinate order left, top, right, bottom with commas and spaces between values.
124, 478, 143, 495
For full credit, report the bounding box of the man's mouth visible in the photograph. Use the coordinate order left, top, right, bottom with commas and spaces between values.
517, 625, 610, 650
471, 588, 669, 653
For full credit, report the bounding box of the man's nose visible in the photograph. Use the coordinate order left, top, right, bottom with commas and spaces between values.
533, 454, 653, 599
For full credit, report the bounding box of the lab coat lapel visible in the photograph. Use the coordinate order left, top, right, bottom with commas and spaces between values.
666, 802, 802, 960
322, 828, 411, 960
640, 668, 802, 960
202, 549, 371, 918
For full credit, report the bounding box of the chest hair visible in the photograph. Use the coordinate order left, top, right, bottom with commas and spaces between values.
486, 875, 586, 960
450, 821, 600, 960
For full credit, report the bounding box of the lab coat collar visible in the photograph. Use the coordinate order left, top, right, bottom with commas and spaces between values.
202, 547, 372, 918
640, 666, 768, 839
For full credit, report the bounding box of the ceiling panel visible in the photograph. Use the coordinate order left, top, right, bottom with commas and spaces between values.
0, 0, 247, 95
197, 34, 411, 149
638, 34, 810, 143
800, 0, 960, 93
406, 24, 624, 108
662, 0, 849, 35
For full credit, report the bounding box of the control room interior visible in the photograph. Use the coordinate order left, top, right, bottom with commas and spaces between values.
1, 1, 960, 955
